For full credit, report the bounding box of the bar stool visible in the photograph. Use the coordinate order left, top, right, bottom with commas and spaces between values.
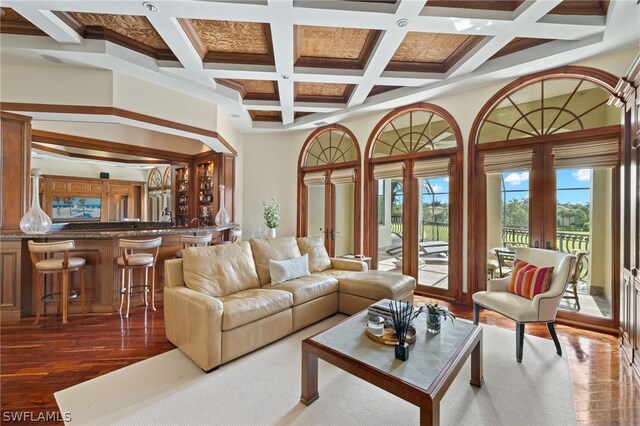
116, 237, 162, 318
28, 240, 86, 325
175, 234, 212, 258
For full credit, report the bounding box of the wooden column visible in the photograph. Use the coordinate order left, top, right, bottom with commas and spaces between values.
1, 111, 31, 231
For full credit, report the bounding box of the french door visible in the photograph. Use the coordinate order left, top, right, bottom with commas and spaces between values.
304, 168, 358, 257
484, 138, 619, 326
373, 155, 461, 300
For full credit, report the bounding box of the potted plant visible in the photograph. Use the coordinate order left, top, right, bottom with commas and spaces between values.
423, 301, 455, 334
262, 197, 280, 238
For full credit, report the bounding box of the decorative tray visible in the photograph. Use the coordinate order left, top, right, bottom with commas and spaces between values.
365, 326, 416, 346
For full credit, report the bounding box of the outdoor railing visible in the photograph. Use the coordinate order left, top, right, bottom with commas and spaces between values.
390, 215, 450, 242
501, 227, 590, 253
388, 220, 590, 253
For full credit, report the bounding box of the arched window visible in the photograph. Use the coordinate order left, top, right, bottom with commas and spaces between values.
468, 66, 620, 328
478, 77, 619, 144
297, 125, 361, 257
366, 103, 463, 300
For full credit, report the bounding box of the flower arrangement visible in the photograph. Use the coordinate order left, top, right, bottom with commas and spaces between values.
262, 197, 281, 229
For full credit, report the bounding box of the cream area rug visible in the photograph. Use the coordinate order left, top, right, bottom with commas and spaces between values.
55, 315, 576, 426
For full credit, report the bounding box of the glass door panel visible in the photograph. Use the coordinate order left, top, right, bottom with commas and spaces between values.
486, 171, 530, 279
307, 184, 325, 240
376, 178, 404, 274
556, 168, 612, 318
417, 176, 450, 289
333, 182, 355, 257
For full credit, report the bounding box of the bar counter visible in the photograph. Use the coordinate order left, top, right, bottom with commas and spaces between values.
0, 223, 238, 322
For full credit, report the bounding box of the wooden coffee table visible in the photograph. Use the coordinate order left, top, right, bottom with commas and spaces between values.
300, 310, 483, 426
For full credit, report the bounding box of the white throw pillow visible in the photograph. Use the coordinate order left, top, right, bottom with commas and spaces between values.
269, 254, 310, 284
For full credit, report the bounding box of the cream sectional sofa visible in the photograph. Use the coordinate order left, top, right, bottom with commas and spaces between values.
164, 236, 415, 371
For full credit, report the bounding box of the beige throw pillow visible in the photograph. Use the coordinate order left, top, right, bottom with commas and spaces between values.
249, 237, 302, 285
296, 236, 332, 272
269, 254, 310, 284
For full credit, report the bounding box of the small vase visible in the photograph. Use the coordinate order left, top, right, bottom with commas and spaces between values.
427, 313, 442, 334
215, 185, 230, 226
267, 227, 276, 238
19, 169, 52, 234
395, 342, 409, 361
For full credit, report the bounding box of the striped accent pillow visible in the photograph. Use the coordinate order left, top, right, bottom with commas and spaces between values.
507, 259, 554, 299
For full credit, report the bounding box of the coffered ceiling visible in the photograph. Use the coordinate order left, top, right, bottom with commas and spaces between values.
0, 0, 638, 133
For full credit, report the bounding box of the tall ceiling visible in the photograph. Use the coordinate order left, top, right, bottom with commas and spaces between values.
1, 0, 639, 133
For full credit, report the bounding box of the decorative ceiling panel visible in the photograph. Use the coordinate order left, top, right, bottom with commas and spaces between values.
549, 0, 609, 16
425, 1, 524, 12
295, 82, 354, 103
0, 0, 632, 130
54, 12, 175, 60
249, 110, 282, 122
294, 25, 380, 69
490, 37, 552, 60
216, 79, 279, 101
368, 86, 398, 98
386, 32, 483, 72
182, 19, 274, 65
68, 13, 168, 49
0, 7, 46, 35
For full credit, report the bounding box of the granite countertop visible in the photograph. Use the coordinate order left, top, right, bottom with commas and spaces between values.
0, 223, 238, 240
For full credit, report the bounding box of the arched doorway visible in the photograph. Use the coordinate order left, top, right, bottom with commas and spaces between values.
365, 103, 463, 300
297, 125, 361, 256
468, 66, 621, 330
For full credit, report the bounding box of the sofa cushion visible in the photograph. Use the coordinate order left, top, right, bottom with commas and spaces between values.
218, 289, 293, 331
314, 269, 356, 279
270, 254, 310, 284
264, 274, 339, 306
250, 237, 302, 285
339, 270, 416, 301
296, 236, 332, 273
183, 242, 260, 297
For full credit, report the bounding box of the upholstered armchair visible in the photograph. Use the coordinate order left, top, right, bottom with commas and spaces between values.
473, 247, 576, 362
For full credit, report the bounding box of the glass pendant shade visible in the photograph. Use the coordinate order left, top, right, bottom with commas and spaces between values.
215, 185, 231, 226
20, 169, 52, 234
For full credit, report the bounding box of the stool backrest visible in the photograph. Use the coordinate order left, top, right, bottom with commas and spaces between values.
28, 240, 75, 253
179, 234, 212, 247
28, 240, 75, 268
119, 237, 162, 250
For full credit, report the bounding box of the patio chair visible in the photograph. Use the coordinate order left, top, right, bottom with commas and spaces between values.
563, 249, 588, 311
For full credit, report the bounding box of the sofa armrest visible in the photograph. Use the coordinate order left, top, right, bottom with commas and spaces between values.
165, 258, 185, 288
487, 276, 510, 292
164, 286, 223, 371
330, 257, 368, 271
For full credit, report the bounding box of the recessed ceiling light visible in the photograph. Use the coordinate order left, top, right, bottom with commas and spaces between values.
142, 2, 158, 12
41, 54, 63, 63
230, 114, 240, 118
281, 74, 290, 80
396, 18, 409, 28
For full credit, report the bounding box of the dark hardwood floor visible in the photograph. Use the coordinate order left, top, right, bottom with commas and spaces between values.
1, 297, 639, 425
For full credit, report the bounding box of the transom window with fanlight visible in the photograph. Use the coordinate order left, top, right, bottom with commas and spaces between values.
478, 78, 620, 144
297, 126, 361, 257
371, 109, 457, 158
366, 103, 463, 301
